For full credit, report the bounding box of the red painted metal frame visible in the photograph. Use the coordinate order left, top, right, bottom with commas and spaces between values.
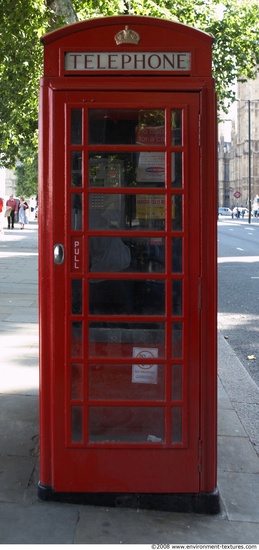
38, 16, 217, 498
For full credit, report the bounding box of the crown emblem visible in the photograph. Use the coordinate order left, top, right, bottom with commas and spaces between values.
115, 26, 140, 45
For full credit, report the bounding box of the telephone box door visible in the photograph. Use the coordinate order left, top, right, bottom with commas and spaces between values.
48, 89, 201, 493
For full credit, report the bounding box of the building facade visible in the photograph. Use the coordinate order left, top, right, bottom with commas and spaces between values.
0, 168, 17, 201
218, 78, 259, 210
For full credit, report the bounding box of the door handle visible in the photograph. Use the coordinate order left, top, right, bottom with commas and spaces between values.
54, 244, 65, 265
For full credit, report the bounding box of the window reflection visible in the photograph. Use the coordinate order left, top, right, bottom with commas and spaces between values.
71, 194, 82, 230
71, 279, 82, 314
89, 406, 165, 443
88, 193, 166, 231
71, 109, 82, 145
172, 238, 182, 273
89, 323, 165, 358
88, 363, 165, 400
89, 157, 124, 187
88, 153, 166, 189
71, 363, 83, 400
172, 280, 182, 315
71, 406, 83, 442
171, 364, 182, 401
71, 321, 82, 358
88, 109, 165, 146
89, 236, 165, 274
71, 151, 82, 187
171, 407, 182, 443
172, 195, 182, 230
89, 279, 165, 316
171, 110, 182, 146
172, 152, 182, 188
172, 322, 182, 358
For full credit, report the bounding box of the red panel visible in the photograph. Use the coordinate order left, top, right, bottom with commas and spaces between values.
41, 16, 213, 78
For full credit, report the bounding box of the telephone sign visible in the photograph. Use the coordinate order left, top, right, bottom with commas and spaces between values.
38, 15, 219, 514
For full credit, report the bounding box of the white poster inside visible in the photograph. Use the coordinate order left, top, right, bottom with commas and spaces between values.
132, 347, 158, 384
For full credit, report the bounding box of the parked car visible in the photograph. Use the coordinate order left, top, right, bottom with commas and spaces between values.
218, 207, 232, 217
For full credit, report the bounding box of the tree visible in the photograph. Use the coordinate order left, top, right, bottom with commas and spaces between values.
15, 149, 38, 198
1, 0, 259, 168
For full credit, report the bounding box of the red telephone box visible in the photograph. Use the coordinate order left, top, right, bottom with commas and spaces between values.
38, 15, 219, 513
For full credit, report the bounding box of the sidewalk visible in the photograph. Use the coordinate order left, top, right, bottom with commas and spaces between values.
0, 223, 259, 544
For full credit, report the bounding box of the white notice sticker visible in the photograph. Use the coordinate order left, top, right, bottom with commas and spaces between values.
132, 347, 158, 384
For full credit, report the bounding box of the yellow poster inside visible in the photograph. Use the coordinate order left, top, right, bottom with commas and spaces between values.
136, 195, 175, 220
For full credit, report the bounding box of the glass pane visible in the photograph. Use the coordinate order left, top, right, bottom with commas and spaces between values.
89, 109, 164, 145
71, 194, 82, 230
89, 236, 165, 274
71, 279, 82, 314
89, 406, 165, 443
171, 364, 182, 400
88, 193, 124, 228
171, 407, 182, 443
136, 194, 166, 227
89, 279, 165, 315
172, 280, 182, 315
172, 238, 183, 273
89, 364, 165, 400
172, 322, 182, 358
71, 363, 83, 400
71, 151, 82, 187
172, 195, 182, 231
89, 280, 133, 315
89, 156, 124, 187
172, 152, 182, 188
137, 110, 165, 144
89, 153, 165, 189
89, 322, 165, 358
71, 321, 82, 358
71, 109, 82, 144
171, 110, 182, 145
71, 406, 83, 442
88, 193, 166, 231
136, 153, 165, 185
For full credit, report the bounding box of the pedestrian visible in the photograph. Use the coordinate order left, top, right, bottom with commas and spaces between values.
0, 196, 4, 235
6, 194, 18, 229
18, 197, 29, 229
30, 196, 36, 219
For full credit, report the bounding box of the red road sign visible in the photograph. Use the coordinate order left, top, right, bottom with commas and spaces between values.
234, 191, 242, 198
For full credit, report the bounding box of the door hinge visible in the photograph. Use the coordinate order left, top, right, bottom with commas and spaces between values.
198, 438, 202, 472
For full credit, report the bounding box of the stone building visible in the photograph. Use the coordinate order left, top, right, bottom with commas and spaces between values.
0, 168, 17, 201
218, 78, 259, 211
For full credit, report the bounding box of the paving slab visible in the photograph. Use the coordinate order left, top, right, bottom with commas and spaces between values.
0, 455, 37, 503
0, 395, 38, 456
74, 505, 259, 544
0, 502, 79, 544
218, 471, 259, 523
218, 435, 259, 473
218, 408, 247, 437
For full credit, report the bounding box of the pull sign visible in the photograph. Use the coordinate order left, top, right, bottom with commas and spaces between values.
54, 244, 64, 265
71, 236, 82, 272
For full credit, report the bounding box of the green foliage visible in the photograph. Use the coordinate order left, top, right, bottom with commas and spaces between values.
15, 149, 38, 198
0, 0, 259, 168
0, 0, 49, 167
